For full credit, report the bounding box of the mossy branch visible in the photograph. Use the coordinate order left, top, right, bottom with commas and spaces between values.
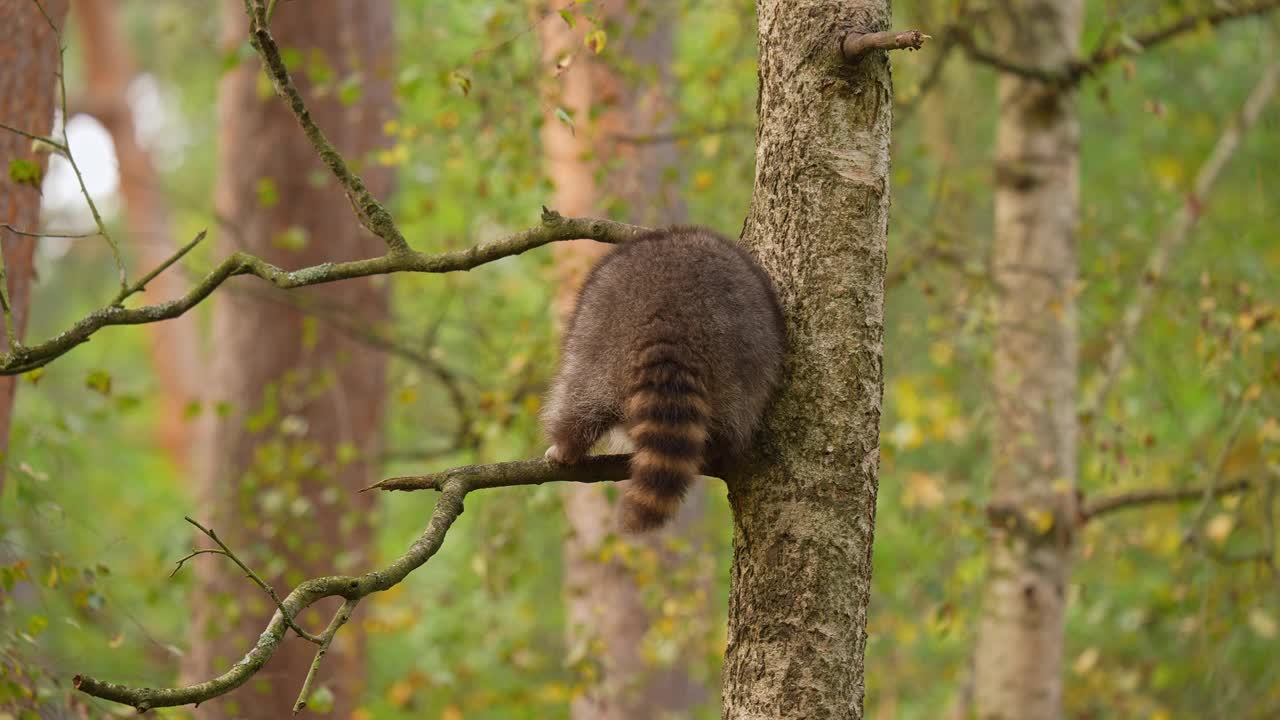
0, 210, 646, 375
74, 455, 633, 712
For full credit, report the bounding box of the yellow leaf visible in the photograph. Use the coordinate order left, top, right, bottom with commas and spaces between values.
1243, 384, 1261, 402
441, 706, 463, 720
387, 679, 414, 708
928, 341, 954, 367
1149, 709, 1172, 720
903, 472, 945, 509
1072, 646, 1099, 675
352, 709, 375, 720
1205, 513, 1234, 544
1248, 608, 1277, 639
1152, 156, 1183, 190
694, 170, 714, 190
1026, 508, 1055, 535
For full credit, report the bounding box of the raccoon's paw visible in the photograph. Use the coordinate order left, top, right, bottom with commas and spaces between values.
544, 444, 578, 464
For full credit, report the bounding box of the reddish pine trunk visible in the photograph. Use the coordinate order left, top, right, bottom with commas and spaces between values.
73, 0, 203, 469
0, 0, 69, 495
539, 3, 706, 717
183, 3, 396, 718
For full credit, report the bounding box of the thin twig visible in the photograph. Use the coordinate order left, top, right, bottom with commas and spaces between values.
0, 120, 66, 150
1082, 479, 1252, 521
112, 230, 207, 306
955, 1, 1280, 85
34, 0, 128, 293
1082, 61, 1280, 417
183, 517, 321, 645
243, 0, 409, 255
0, 248, 15, 350
169, 548, 230, 577
1184, 403, 1250, 545
841, 29, 929, 61
292, 599, 355, 714
0, 224, 100, 239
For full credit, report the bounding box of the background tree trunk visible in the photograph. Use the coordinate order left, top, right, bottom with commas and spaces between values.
0, 0, 68, 495
72, 0, 203, 469
972, 3, 1082, 719
725, 1, 890, 718
183, 3, 395, 718
538, 4, 707, 718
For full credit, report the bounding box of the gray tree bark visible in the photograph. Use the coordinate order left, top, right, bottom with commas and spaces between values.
725, 1, 891, 718
539, 3, 708, 718
0, 0, 68, 494
183, 3, 395, 718
972, 3, 1083, 719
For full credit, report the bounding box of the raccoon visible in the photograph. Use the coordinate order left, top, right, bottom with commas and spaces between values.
542, 226, 785, 532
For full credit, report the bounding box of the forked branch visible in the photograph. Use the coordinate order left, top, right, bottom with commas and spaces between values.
74, 455, 632, 711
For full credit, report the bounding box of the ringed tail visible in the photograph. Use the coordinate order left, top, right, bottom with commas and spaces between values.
619, 341, 710, 532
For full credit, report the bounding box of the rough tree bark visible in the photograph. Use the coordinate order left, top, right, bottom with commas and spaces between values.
0, 0, 68, 494
183, 3, 395, 718
972, 3, 1082, 719
72, 0, 203, 469
724, 1, 890, 718
538, 3, 707, 717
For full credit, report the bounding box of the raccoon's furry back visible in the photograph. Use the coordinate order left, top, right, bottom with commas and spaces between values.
542, 226, 785, 532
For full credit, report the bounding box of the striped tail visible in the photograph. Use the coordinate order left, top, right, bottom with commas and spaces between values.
618, 342, 710, 533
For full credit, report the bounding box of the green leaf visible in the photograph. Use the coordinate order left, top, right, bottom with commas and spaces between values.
306, 685, 335, 713
339, 75, 363, 107
558, 9, 575, 27
584, 29, 607, 54
256, 177, 279, 208
8, 158, 42, 188
273, 226, 308, 251
450, 70, 472, 97
85, 370, 112, 396
554, 107, 575, 135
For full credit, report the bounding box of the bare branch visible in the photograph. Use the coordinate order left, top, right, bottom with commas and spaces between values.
183, 517, 321, 645
169, 548, 229, 578
242, 0, 409, 255
75, 453, 628, 712
366, 454, 633, 493
0, 120, 66, 150
610, 122, 754, 146
112, 230, 207, 306
1082, 479, 1252, 521
0, 223, 98, 239
1082, 60, 1279, 417
32, 0, 128, 293
841, 29, 929, 62
293, 599, 355, 715
956, 1, 1280, 85
1082, 1, 1280, 76
0, 209, 647, 375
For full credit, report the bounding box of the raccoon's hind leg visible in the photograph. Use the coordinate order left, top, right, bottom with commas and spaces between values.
544, 409, 613, 465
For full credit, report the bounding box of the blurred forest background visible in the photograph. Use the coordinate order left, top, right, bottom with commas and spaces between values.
1, 0, 1278, 718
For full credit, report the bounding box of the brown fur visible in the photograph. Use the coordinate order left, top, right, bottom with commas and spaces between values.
542, 226, 785, 532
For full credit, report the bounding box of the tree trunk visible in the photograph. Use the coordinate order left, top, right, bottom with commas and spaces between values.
972, 3, 1082, 720
183, 3, 395, 718
0, 0, 68, 495
539, 4, 707, 718
724, 1, 890, 718
72, 0, 203, 469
